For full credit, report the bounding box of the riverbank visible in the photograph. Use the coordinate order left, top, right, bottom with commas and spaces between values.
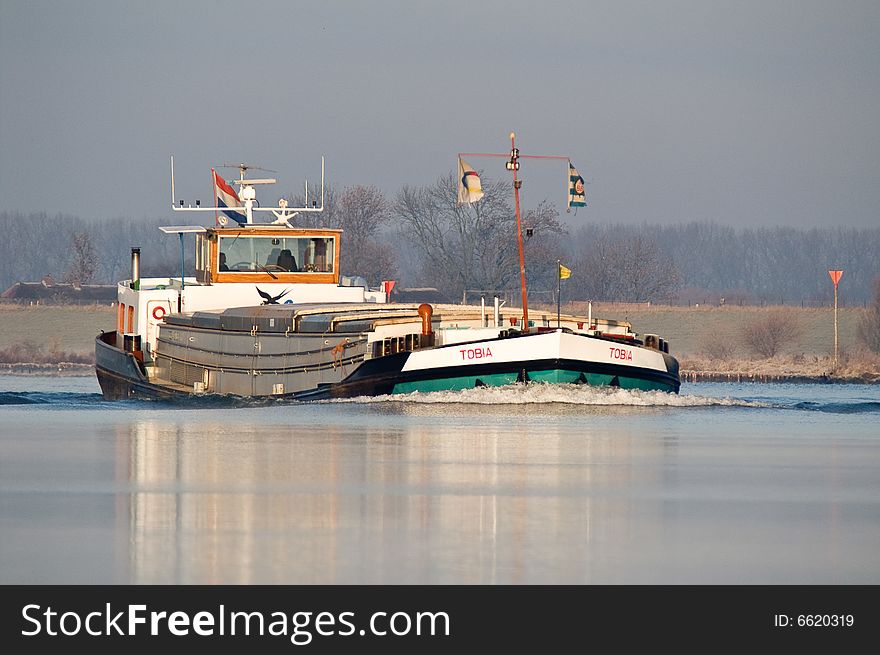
680, 370, 879, 384
678, 353, 880, 384
0, 362, 94, 376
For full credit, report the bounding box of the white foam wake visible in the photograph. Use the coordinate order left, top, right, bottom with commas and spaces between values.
321, 383, 767, 408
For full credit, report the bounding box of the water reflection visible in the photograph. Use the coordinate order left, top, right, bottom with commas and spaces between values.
3, 379, 877, 584
114, 413, 665, 584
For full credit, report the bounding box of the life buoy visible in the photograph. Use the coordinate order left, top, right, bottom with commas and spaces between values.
152, 306, 167, 321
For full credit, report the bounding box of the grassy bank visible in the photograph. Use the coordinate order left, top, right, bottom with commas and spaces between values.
563, 302, 864, 357
0, 304, 114, 353
678, 353, 880, 383
547, 302, 878, 382
0, 304, 113, 376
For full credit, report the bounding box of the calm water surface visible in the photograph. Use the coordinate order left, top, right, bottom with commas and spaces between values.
1, 375, 877, 584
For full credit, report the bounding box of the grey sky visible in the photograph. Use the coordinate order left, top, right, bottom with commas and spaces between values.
1, 0, 878, 227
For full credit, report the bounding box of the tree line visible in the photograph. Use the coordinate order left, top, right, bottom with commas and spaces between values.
1, 170, 878, 305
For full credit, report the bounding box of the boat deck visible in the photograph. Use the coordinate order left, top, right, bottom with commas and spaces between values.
160, 302, 631, 335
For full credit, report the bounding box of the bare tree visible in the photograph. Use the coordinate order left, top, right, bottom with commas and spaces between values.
337, 185, 388, 240
64, 231, 98, 284
336, 185, 396, 282
346, 239, 397, 285
857, 279, 880, 353
286, 183, 339, 230
393, 171, 565, 300
740, 310, 802, 358
572, 233, 626, 301
285, 184, 395, 283
618, 235, 680, 301
572, 231, 679, 302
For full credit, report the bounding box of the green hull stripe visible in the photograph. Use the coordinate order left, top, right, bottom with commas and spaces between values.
392, 369, 675, 394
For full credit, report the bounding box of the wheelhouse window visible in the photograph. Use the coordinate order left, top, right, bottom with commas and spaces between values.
218, 235, 335, 273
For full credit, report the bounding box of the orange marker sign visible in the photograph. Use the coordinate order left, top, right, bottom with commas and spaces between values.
828, 270, 843, 366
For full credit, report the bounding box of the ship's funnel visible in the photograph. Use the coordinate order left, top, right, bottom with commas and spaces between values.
130, 248, 141, 291
418, 303, 434, 336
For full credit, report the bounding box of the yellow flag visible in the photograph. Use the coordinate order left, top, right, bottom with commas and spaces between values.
559, 263, 571, 279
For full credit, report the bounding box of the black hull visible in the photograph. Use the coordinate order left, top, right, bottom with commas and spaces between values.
296, 351, 681, 400
95, 331, 183, 401
96, 330, 681, 402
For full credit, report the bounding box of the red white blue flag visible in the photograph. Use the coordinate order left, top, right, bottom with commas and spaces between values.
213, 169, 246, 224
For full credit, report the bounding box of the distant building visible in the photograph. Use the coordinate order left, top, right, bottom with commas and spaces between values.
1, 278, 116, 305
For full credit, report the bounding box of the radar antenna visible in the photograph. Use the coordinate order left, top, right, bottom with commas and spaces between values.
170, 155, 325, 224
218, 162, 277, 179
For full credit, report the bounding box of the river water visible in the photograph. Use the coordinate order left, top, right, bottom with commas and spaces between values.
0, 375, 877, 585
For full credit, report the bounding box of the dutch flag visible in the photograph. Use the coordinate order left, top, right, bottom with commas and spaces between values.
213, 169, 246, 224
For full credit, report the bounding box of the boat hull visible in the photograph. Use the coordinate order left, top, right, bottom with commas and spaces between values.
298, 356, 679, 400
96, 328, 680, 401
96, 331, 185, 401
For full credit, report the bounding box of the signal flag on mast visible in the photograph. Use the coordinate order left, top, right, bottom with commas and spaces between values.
457, 158, 484, 204
556, 260, 571, 327
568, 161, 586, 209
213, 169, 246, 225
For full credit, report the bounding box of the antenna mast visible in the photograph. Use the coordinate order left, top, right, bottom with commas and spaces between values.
169, 156, 327, 224
507, 132, 529, 331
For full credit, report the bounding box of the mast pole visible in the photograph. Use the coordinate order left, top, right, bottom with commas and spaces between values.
557, 259, 562, 328
833, 281, 839, 367
462, 135, 574, 332
508, 132, 529, 331
212, 169, 219, 226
